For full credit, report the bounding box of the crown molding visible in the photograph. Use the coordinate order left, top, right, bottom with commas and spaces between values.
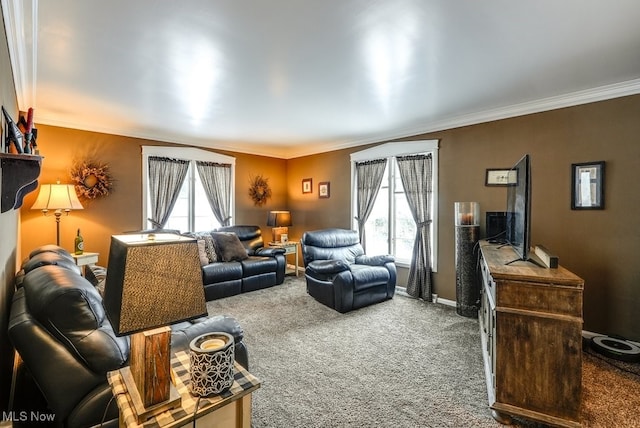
32, 77, 640, 160
2, 0, 38, 109
248, 78, 640, 159
294, 78, 640, 159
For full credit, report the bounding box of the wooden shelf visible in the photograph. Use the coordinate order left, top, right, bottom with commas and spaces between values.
0, 153, 43, 213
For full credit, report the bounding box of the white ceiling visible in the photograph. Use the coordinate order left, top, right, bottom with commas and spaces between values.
3, 0, 640, 159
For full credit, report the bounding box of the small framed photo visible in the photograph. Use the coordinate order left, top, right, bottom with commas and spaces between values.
572, 161, 605, 210
302, 178, 313, 194
485, 169, 516, 186
318, 182, 330, 198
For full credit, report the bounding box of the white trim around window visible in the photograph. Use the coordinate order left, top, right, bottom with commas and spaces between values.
141, 146, 236, 230
350, 140, 439, 271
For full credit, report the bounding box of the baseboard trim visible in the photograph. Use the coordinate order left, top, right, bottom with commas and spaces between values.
395, 287, 457, 307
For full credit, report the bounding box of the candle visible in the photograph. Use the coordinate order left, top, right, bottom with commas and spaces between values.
459, 213, 474, 225
200, 338, 226, 351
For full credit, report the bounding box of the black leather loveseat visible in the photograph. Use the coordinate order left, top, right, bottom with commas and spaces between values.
186, 225, 286, 301
8, 245, 248, 428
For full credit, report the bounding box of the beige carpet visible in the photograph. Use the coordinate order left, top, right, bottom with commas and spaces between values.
579, 347, 640, 427
207, 277, 640, 428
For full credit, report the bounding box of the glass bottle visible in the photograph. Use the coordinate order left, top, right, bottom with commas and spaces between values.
74, 229, 84, 255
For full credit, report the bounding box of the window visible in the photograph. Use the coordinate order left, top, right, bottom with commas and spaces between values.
350, 140, 439, 270
142, 146, 235, 232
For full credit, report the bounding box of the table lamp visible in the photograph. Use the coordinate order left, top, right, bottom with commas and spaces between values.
266, 210, 292, 243
103, 233, 207, 422
31, 181, 84, 246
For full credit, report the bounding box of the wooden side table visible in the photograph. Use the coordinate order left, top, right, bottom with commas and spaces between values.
107, 351, 260, 428
71, 252, 99, 276
268, 241, 299, 276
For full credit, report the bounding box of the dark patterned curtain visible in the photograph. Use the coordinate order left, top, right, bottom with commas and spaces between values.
396, 154, 433, 301
355, 158, 387, 250
196, 161, 232, 226
147, 156, 189, 229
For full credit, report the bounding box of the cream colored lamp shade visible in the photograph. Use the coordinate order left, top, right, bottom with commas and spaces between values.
31, 182, 84, 246
31, 182, 84, 212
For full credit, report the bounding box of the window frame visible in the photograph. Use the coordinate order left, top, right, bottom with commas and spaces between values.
350, 140, 439, 271
141, 146, 236, 231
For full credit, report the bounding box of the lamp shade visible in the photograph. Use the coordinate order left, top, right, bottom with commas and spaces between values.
266, 210, 292, 227
31, 183, 84, 211
103, 234, 207, 336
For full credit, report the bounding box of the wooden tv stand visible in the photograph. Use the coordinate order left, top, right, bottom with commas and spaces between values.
478, 240, 584, 427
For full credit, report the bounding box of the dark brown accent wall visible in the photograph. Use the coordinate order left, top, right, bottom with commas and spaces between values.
19, 128, 289, 265
17, 95, 640, 345
289, 95, 640, 341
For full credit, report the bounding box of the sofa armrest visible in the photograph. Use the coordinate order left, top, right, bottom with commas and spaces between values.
307, 260, 350, 275
355, 254, 395, 266
171, 315, 249, 369
255, 247, 285, 257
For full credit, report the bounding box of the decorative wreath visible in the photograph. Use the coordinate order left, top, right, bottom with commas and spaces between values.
70, 160, 113, 200
248, 174, 272, 206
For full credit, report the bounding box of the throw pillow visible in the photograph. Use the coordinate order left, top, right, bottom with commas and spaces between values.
183, 232, 217, 263
211, 232, 249, 262
197, 240, 210, 266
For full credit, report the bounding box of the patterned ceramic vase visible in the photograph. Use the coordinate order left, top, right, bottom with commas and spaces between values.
189, 332, 235, 396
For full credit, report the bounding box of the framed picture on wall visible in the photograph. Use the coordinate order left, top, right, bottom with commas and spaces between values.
485, 168, 516, 186
318, 182, 330, 198
302, 178, 313, 194
571, 161, 605, 210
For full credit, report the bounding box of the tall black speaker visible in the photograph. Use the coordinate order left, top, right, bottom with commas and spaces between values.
455, 202, 479, 318
485, 211, 506, 242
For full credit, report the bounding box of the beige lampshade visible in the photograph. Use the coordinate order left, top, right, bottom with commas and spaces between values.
103, 233, 207, 335
31, 183, 84, 211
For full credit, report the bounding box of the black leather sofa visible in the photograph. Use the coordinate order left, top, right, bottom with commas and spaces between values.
188, 225, 286, 301
301, 228, 396, 313
8, 245, 248, 428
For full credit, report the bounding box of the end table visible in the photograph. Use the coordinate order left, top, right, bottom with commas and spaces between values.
107, 351, 260, 427
268, 241, 299, 276
71, 252, 99, 276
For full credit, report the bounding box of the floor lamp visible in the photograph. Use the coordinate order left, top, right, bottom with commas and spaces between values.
31, 181, 84, 246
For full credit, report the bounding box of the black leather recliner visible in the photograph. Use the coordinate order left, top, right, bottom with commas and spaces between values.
8, 245, 248, 428
300, 228, 396, 313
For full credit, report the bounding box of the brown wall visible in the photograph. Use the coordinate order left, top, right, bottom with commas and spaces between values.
19, 127, 289, 266
290, 95, 640, 341
286, 149, 353, 231
416, 96, 639, 342
22, 95, 638, 341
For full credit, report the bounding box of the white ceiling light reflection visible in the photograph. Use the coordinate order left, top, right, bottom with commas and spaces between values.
170, 38, 223, 126
362, 4, 417, 114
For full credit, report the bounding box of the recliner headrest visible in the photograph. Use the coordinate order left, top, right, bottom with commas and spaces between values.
22, 251, 81, 275
301, 228, 360, 248
22, 265, 129, 373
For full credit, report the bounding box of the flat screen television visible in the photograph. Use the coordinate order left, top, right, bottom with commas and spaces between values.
505, 154, 531, 263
